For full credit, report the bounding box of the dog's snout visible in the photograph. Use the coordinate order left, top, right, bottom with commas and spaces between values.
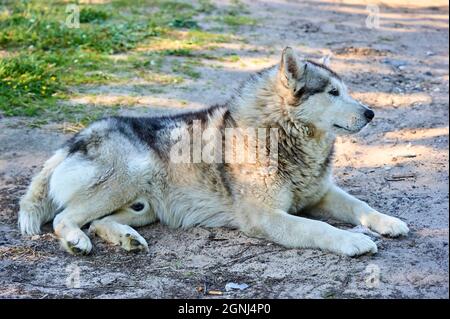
364, 109, 375, 121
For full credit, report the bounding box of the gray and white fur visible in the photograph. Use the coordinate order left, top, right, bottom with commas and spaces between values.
18, 47, 409, 256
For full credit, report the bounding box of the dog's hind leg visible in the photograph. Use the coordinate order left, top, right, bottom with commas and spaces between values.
89, 198, 157, 252
53, 188, 138, 255
312, 184, 409, 237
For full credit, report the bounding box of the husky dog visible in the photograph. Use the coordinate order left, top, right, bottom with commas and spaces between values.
18, 47, 409, 256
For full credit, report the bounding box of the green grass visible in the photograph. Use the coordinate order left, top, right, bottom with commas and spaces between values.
171, 60, 202, 79
221, 15, 258, 27
197, 0, 216, 13
0, 3, 162, 53
0, 53, 60, 116
225, 54, 240, 62
216, 0, 257, 27
161, 48, 195, 57
79, 7, 110, 24
0, 1, 163, 118
0, 0, 243, 123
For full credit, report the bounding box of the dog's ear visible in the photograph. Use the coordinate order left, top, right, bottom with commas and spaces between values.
279, 47, 306, 90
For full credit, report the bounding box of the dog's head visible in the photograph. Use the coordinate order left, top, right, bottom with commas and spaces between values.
275, 47, 374, 134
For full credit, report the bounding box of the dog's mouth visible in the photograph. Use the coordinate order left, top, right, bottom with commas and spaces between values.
332, 124, 364, 134
333, 124, 352, 132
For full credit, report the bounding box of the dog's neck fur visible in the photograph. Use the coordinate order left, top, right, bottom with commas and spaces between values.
225, 66, 336, 181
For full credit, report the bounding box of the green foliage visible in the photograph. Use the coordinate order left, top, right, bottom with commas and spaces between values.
0, 53, 59, 116
79, 7, 109, 23
169, 18, 199, 29
0, 10, 161, 53
0, 0, 233, 121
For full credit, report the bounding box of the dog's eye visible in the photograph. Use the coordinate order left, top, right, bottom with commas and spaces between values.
328, 88, 339, 96
130, 202, 145, 211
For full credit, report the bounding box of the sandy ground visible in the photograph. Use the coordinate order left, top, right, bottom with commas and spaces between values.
0, 0, 448, 298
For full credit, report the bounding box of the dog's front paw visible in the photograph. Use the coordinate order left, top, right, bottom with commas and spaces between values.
363, 212, 409, 237
61, 229, 93, 255
332, 231, 378, 257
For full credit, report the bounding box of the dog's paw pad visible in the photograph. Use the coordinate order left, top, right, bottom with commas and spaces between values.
121, 232, 148, 252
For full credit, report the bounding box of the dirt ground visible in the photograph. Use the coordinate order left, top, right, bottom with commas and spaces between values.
0, 0, 448, 299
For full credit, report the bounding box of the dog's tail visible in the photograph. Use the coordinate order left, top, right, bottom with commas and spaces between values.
18, 149, 67, 235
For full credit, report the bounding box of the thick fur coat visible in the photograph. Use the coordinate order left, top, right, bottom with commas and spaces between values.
18, 48, 409, 256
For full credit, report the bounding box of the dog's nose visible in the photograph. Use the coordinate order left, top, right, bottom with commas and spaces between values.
364, 109, 375, 121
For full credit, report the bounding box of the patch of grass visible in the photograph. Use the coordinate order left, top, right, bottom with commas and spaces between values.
139, 70, 185, 85
225, 54, 240, 62
129, 53, 165, 72
221, 15, 258, 27
229, 0, 250, 14
186, 29, 231, 44
0, 53, 60, 116
169, 17, 199, 29
140, 1, 200, 31
209, 0, 257, 28
0, 0, 231, 121
197, 0, 216, 13
37, 102, 122, 129
171, 60, 201, 79
157, 1, 195, 11
0, 47, 117, 116
161, 48, 195, 57
0, 3, 160, 53
79, 7, 109, 24
140, 30, 232, 58
52, 51, 112, 84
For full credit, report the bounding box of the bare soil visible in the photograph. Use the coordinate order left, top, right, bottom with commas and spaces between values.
0, 0, 448, 298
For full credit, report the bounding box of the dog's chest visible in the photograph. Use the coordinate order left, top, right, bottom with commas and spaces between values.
279, 137, 334, 210
289, 174, 330, 212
